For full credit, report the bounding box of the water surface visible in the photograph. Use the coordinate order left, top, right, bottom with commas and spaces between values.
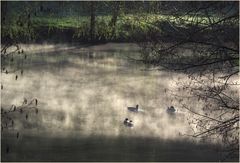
1, 43, 224, 161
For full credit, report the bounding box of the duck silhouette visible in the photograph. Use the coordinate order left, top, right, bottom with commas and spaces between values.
167, 106, 176, 114
127, 104, 139, 112
123, 118, 133, 127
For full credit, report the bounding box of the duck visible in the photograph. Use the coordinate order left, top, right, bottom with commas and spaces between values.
167, 106, 176, 114
128, 120, 133, 127
123, 118, 133, 127
127, 104, 139, 112
123, 118, 129, 125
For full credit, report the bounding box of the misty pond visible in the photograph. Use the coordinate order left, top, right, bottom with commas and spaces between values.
1, 43, 223, 161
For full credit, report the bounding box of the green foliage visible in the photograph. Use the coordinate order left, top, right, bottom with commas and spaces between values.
2, 3, 234, 43
1, 16, 35, 42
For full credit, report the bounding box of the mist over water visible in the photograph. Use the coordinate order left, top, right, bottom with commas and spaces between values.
1, 43, 223, 161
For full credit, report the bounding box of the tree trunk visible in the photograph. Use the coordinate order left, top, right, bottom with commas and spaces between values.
110, 2, 120, 40
1, 1, 8, 25
90, 2, 96, 41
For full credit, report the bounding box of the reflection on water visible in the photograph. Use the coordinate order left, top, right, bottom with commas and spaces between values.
1, 43, 223, 161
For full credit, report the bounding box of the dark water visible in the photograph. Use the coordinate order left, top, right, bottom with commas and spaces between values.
1, 43, 231, 161
2, 132, 223, 162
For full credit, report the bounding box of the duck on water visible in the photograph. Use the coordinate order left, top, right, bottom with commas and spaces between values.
123, 118, 133, 127
167, 106, 176, 115
128, 104, 145, 113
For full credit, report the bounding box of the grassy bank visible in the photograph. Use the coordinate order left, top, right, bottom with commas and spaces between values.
1, 13, 233, 43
